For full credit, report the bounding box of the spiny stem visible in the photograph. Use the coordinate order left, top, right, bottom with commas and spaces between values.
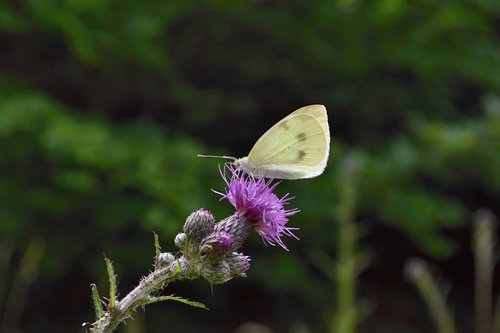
91, 259, 184, 333
89, 207, 258, 332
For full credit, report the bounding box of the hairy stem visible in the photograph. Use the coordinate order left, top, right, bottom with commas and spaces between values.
91, 259, 186, 333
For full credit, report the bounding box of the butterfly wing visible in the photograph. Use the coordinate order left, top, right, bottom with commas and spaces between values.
246, 105, 330, 179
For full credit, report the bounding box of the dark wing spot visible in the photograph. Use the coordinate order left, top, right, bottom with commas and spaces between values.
297, 150, 306, 160
279, 121, 289, 130
297, 132, 307, 141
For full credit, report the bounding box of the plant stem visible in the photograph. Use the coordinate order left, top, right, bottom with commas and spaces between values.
405, 258, 456, 333
473, 209, 497, 333
333, 156, 359, 333
91, 259, 185, 333
1, 238, 44, 331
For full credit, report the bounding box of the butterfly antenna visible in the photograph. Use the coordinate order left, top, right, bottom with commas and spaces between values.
197, 154, 237, 161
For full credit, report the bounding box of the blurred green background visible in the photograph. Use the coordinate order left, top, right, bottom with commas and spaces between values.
0, 1, 499, 332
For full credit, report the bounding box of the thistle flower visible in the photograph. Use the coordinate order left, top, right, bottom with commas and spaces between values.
215, 165, 299, 250
200, 231, 233, 259
89, 164, 302, 332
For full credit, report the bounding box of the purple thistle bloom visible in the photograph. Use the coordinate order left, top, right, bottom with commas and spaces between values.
217, 165, 299, 250
201, 231, 233, 254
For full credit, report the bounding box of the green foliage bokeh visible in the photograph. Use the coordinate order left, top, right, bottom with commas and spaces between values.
0, 1, 499, 332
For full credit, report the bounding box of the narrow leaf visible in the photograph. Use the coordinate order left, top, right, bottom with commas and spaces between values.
91, 284, 103, 320
153, 232, 161, 257
104, 257, 117, 309
145, 295, 208, 310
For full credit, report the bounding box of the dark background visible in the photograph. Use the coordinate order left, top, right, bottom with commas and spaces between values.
0, 1, 499, 332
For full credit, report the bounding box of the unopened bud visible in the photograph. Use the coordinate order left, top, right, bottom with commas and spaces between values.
201, 260, 233, 285
156, 252, 175, 268
183, 209, 216, 242
200, 232, 233, 259
226, 252, 251, 277
174, 232, 187, 249
214, 215, 253, 251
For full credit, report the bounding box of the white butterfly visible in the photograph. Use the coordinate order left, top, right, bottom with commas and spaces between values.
199, 104, 330, 180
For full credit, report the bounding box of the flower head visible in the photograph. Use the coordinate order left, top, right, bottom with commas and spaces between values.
183, 209, 216, 242
217, 165, 299, 250
200, 231, 233, 259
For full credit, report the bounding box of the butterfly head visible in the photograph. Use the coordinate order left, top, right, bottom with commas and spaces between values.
233, 157, 264, 179
232, 156, 247, 170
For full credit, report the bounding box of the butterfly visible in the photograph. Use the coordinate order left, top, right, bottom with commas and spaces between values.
199, 104, 330, 179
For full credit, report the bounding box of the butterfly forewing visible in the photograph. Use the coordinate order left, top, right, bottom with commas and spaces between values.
246, 105, 330, 179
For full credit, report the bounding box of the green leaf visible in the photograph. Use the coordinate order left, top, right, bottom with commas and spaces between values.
144, 295, 208, 310
91, 284, 104, 320
153, 232, 161, 257
104, 257, 117, 309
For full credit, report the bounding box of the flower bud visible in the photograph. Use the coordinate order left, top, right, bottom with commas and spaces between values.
156, 252, 175, 268
183, 209, 216, 242
174, 232, 187, 249
201, 260, 233, 285
200, 232, 233, 259
226, 252, 251, 277
178, 256, 199, 280
214, 215, 252, 251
